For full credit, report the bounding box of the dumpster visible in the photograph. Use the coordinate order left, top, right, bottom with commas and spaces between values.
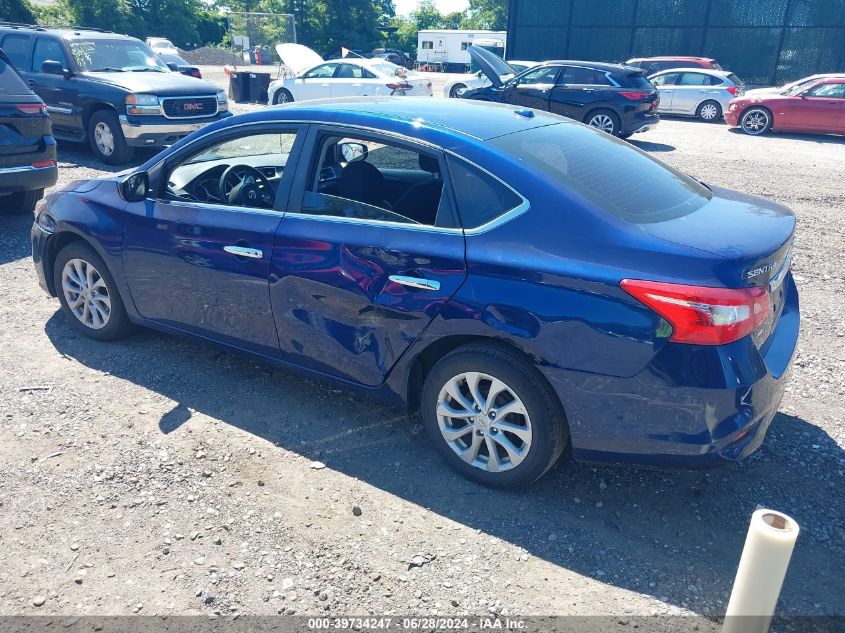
228, 72, 249, 103
248, 72, 271, 104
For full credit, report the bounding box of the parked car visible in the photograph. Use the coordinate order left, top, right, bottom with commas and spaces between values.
370, 47, 413, 70
269, 43, 432, 104
744, 73, 845, 97
726, 77, 845, 136
145, 37, 179, 57
443, 60, 538, 98
0, 46, 57, 214
0, 24, 231, 164
626, 56, 721, 75
31, 98, 798, 487
462, 46, 658, 138
155, 51, 202, 79
649, 68, 744, 122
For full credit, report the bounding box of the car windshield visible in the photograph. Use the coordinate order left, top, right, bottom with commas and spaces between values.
491, 123, 711, 223
69, 39, 168, 72
782, 79, 815, 95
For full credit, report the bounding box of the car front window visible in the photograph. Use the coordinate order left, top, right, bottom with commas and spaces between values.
70, 39, 168, 72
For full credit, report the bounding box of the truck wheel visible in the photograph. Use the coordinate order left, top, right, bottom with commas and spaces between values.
5, 188, 44, 214
88, 110, 134, 165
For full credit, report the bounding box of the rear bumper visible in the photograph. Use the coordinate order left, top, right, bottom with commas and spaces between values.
0, 162, 58, 194
542, 274, 799, 468
624, 112, 660, 135
118, 112, 232, 147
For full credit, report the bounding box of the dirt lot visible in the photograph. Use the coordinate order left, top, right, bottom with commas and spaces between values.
0, 86, 843, 622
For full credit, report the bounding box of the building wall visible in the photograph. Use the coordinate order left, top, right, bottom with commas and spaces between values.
507, 0, 845, 85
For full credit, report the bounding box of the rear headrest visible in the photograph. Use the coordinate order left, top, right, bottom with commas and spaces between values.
419, 154, 440, 174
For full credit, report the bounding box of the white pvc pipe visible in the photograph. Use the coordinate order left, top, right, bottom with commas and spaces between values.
722, 509, 800, 633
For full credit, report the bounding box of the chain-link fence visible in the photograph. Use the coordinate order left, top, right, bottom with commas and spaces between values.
508, 0, 845, 85
227, 12, 297, 69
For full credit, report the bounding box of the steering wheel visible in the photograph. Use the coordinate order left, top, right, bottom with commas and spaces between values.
218, 164, 275, 208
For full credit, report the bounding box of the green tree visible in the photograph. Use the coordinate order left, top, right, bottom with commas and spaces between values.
462, 0, 506, 30
0, 0, 35, 23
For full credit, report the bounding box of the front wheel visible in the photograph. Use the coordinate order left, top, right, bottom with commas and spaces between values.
740, 107, 772, 135
584, 109, 620, 136
273, 88, 293, 105
421, 343, 569, 488
697, 100, 722, 122
88, 110, 134, 165
449, 83, 466, 98
53, 242, 132, 341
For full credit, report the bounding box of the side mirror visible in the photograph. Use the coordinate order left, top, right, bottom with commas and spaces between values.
118, 172, 149, 202
339, 142, 368, 163
41, 60, 66, 75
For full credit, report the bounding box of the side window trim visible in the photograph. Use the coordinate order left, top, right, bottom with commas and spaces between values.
150, 122, 309, 213
287, 123, 459, 232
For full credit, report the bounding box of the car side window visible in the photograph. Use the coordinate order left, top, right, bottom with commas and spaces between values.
301, 133, 452, 227
447, 157, 523, 230
678, 73, 709, 86
652, 73, 680, 86
517, 66, 560, 85
806, 83, 845, 98
32, 37, 68, 73
560, 66, 608, 86
1, 34, 32, 69
304, 63, 337, 79
164, 130, 298, 209
336, 63, 373, 79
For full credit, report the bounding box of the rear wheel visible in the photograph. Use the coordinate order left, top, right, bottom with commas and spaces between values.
53, 242, 132, 341
696, 100, 722, 122
88, 110, 134, 165
421, 343, 568, 488
4, 188, 43, 214
449, 83, 466, 98
584, 109, 620, 136
273, 88, 293, 105
740, 107, 772, 135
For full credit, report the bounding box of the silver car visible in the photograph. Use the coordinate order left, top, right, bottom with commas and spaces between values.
648, 68, 744, 122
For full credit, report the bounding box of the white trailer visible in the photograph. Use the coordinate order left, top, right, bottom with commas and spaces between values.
416, 29, 506, 72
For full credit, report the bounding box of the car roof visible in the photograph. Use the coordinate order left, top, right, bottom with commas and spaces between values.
246, 97, 565, 144
651, 68, 732, 76
0, 24, 134, 40
628, 56, 716, 62
538, 60, 640, 73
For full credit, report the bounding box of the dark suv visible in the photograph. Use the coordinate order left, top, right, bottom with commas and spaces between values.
0, 46, 57, 214
0, 24, 231, 165
463, 46, 659, 138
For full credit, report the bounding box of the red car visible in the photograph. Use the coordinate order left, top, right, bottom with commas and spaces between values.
625, 56, 721, 75
725, 77, 845, 136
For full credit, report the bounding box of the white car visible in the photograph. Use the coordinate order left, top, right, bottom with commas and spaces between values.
145, 37, 179, 57
744, 73, 845, 97
268, 43, 432, 104
442, 60, 537, 98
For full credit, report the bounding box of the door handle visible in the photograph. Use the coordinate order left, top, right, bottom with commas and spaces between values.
224, 245, 263, 259
389, 275, 441, 291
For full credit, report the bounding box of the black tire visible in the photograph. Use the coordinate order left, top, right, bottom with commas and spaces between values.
696, 100, 722, 122
740, 107, 773, 135
420, 343, 569, 488
88, 110, 134, 165
273, 88, 294, 105
449, 83, 466, 98
53, 241, 132, 341
584, 108, 621, 136
5, 188, 43, 214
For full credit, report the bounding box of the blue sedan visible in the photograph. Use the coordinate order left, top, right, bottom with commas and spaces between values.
31, 98, 799, 487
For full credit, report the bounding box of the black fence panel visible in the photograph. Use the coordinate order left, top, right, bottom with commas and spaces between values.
508, 0, 845, 85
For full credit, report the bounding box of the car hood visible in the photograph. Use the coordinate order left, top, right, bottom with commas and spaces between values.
467, 45, 515, 88
80, 71, 218, 95
276, 43, 324, 76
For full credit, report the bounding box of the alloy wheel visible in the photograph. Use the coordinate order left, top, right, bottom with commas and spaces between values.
588, 113, 615, 134
436, 371, 532, 473
93, 121, 115, 156
742, 109, 769, 135
700, 103, 719, 120
61, 258, 111, 330
276, 91, 291, 104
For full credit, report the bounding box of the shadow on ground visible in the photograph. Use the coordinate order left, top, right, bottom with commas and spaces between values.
43, 313, 844, 616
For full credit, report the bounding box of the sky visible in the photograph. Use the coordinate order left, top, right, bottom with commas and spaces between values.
394, 0, 470, 16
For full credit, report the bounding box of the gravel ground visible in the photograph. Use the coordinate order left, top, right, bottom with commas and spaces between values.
0, 94, 843, 622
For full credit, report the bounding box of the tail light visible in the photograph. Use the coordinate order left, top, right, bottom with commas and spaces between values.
16, 104, 47, 115
619, 91, 651, 100
726, 85, 738, 96
621, 279, 772, 345
191, 69, 202, 78
386, 82, 412, 91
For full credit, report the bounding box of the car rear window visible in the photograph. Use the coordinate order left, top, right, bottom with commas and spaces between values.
620, 72, 652, 89
727, 73, 743, 86
491, 123, 711, 223
0, 53, 30, 95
